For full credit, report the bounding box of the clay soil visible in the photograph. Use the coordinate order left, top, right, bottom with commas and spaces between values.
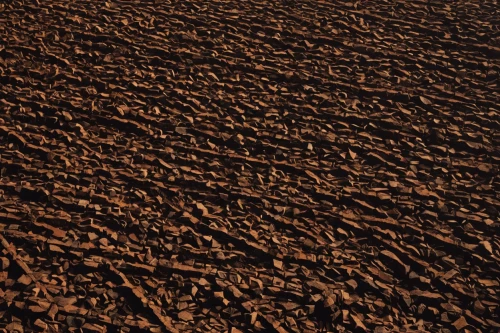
0, 0, 499, 332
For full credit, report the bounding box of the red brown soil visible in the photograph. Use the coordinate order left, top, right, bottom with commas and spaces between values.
0, 0, 499, 332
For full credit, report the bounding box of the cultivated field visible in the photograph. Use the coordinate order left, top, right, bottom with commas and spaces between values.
0, 0, 499, 332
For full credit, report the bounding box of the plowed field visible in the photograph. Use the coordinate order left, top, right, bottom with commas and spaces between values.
0, 0, 499, 332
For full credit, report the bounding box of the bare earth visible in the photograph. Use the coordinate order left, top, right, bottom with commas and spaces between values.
0, 0, 499, 332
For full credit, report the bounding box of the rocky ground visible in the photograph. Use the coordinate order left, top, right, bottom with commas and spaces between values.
0, 0, 499, 332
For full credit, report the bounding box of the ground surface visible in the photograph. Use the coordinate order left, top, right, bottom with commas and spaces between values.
0, 0, 499, 332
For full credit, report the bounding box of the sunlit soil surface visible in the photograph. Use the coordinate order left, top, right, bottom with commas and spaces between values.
0, 0, 499, 332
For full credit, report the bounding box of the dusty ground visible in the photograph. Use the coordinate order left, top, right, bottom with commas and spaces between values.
0, 0, 499, 332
